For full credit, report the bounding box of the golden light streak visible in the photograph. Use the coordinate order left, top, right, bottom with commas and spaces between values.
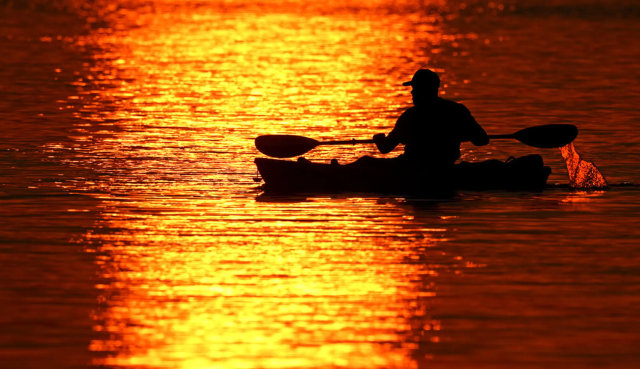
63, 1, 472, 367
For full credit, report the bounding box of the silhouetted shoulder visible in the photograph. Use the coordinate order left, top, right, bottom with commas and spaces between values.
395, 106, 418, 128
399, 105, 420, 116
437, 98, 471, 114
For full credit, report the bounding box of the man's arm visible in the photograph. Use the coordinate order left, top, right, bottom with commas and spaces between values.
373, 133, 400, 154
461, 105, 489, 146
470, 124, 489, 146
373, 113, 407, 154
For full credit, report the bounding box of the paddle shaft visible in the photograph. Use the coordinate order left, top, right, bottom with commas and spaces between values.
289, 132, 548, 150
320, 139, 375, 145
488, 134, 514, 139
319, 135, 512, 146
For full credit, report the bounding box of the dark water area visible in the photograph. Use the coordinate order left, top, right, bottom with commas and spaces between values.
1, 1, 640, 368
0, 6, 109, 369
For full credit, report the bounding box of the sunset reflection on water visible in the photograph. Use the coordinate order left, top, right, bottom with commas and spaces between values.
71, 1, 460, 160
70, 2, 458, 367
87, 196, 452, 367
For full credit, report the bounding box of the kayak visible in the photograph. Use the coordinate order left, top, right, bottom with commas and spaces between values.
255, 155, 551, 195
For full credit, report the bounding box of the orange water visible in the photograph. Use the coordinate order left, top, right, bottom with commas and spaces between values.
1, 1, 640, 369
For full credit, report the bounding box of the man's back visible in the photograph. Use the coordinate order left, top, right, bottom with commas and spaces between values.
389, 97, 488, 166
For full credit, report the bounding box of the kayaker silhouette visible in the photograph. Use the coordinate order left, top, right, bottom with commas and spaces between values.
368, 69, 489, 170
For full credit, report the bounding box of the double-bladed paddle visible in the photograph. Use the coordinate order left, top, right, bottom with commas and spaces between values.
255, 124, 578, 158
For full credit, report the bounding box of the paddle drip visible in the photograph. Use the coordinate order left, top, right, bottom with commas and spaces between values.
559, 143, 607, 189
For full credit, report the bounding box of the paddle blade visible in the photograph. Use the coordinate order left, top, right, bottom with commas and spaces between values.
255, 135, 319, 158
513, 124, 578, 148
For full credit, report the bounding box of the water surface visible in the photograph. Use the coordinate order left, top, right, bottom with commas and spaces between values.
1, 1, 639, 368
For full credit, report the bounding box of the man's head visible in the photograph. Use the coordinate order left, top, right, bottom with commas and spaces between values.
403, 69, 440, 105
